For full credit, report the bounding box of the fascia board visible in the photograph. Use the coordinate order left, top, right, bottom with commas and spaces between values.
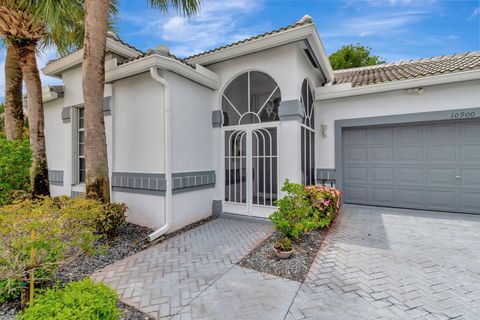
105, 55, 220, 90
42, 38, 141, 78
315, 69, 480, 101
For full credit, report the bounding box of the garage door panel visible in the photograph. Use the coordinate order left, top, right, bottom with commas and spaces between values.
343, 128, 367, 145
369, 167, 395, 184
344, 146, 367, 161
460, 122, 480, 140
368, 127, 393, 143
344, 186, 367, 203
343, 119, 480, 214
369, 146, 395, 162
459, 168, 480, 187
397, 145, 423, 162
460, 144, 480, 162
397, 167, 423, 186
459, 192, 480, 212
345, 167, 367, 183
427, 168, 457, 186
426, 191, 457, 211
425, 123, 456, 141
395, 125, 422, 142
426, 145, 456, 162
397, 189, 424, 207
368, 187, 394, 205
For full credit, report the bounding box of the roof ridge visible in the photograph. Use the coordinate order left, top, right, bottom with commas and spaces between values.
185, 15, 314, 60
334, 51, 480, 73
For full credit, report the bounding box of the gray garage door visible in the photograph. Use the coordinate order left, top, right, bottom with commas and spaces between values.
342, 119, 480, 214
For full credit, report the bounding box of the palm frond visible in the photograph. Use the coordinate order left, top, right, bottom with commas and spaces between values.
148, 0, 202, 16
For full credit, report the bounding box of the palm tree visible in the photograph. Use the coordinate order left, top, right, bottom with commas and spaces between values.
0, 1, 85, 196
3, 43, 24, 140
82, 0, 201, 202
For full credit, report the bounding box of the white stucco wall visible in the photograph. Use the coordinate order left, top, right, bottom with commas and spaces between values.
172, 189, 214, 230
44, 98, 67, 196
111, 72, 165, 173
315, 79, 480, 169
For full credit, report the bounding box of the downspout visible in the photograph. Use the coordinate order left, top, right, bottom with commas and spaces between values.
148, 66, 172, 241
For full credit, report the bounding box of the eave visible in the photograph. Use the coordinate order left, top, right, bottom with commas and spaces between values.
106, 55, 220, 90
315, 69, 480, 101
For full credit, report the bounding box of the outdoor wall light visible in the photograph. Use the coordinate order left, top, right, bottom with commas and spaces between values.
320, 123, 328, 137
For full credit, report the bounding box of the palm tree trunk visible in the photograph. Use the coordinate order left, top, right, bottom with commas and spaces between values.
82, 0, 110, 203
4, 43, 24, 140
17, 43, 50, 196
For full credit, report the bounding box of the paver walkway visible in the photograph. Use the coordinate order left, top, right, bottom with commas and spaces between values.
93, 206, 480, 320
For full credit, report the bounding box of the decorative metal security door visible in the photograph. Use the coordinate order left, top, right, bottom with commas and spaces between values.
224, 125, 278, 217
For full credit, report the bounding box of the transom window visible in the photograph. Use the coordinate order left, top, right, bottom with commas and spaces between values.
222, 71, 281, 126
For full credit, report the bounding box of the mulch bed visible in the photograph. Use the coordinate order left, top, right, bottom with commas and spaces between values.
238, 228, 329, 282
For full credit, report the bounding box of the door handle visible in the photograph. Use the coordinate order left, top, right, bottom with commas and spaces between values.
455, 176, 462, 179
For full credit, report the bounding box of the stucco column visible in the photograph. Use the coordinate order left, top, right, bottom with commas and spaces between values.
211, 109, 223, 215
279, 99, 304, 186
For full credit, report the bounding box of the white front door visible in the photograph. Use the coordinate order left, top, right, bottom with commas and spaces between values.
223, 124, 279, 217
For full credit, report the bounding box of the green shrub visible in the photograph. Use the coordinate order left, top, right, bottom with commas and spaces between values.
0, 197, 103, 304
18, 278, 119, 320
305, 185, 342, 228
97, 202, 128, 237
269, 180, 318, 239
274, 237, 292, 252
0, 279, 21, 304
0, 137, 31, 205
269, 180, 342, 239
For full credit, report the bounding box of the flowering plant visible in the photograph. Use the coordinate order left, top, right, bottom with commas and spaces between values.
305, 185, 342, 224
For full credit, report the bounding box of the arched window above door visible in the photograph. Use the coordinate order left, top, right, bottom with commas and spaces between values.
301, 79, 314, 129
222, 71, 281, 126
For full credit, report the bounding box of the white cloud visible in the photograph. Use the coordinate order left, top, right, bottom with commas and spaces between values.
469, 7, 480, 20
123, 0, 265, 57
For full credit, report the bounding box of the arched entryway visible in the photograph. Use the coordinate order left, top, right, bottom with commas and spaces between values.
222, 71, 281, 217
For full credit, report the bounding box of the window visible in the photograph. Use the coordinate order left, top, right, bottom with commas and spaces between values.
300, 79, 315, 185
222, 71, 281, 126
77, 107, 85, 183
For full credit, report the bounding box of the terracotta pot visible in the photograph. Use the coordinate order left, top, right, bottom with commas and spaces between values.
273, 246, 294, 259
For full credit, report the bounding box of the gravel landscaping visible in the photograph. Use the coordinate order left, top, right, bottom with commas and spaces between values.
0, 222, 153, 320
238, 228, 329, 282
1, 216, 218, 320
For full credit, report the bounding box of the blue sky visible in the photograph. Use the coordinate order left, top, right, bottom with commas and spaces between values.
0, 0, 479, 102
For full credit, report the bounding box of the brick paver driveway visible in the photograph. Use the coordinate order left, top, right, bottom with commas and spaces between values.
93, 205, 480, 319
288, 205, 480, 320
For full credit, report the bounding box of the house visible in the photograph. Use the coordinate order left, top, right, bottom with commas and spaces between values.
41, 15, 480, 240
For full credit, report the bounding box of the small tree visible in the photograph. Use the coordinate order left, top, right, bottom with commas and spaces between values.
0, 197, 103, 307
329, 44, 385, 70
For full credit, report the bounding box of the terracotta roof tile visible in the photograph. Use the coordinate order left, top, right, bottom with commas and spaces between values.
185, 15, 314, 60
334, 52, 480, 87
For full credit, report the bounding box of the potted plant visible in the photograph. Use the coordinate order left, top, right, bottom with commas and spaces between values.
273, 237, 293, 259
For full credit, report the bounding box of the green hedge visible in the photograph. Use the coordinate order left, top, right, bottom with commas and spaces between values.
18, 279, 119, 320
0, 137, 31, 205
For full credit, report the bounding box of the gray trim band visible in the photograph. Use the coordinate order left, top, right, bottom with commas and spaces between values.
212, 200, 222, 216
61, 107, 71, 123
111, 171, 215, 196
71, 191, 85, 198
334, 107, 480, 196
279, 99, 304, 121
48, 170, 64, 186
212, 110, 223, 127
103, 96, 112, 116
